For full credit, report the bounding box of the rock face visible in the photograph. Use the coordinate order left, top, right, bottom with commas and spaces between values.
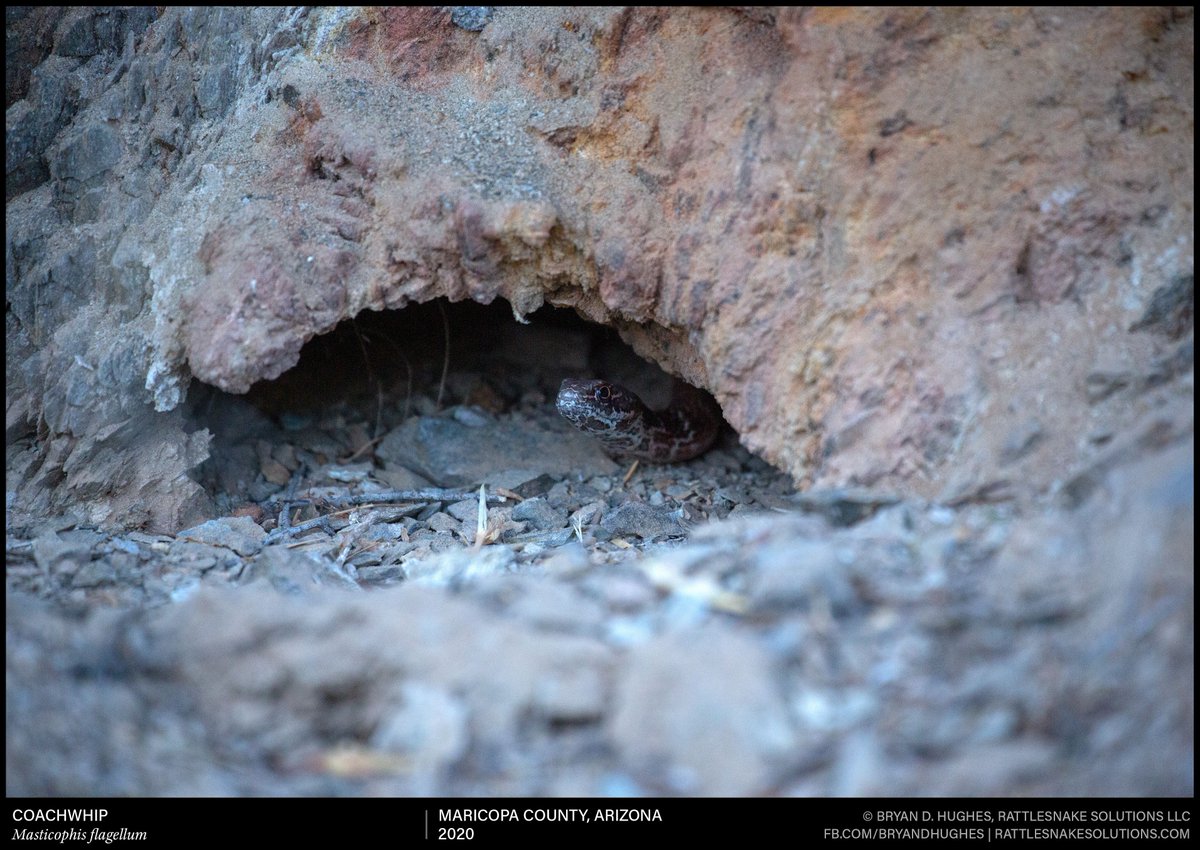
4, 8, 1193, 799
6, 7, 1194, 529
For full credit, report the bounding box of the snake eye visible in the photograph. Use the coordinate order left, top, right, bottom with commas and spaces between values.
595, 385, 611, 402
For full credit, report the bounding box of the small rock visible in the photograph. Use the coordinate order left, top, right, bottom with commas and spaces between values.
176, 516, 266, 556
375, 465, 432, 490
244, 545, 358, 594
450, 7, 494, 32
513, 474, 557, 499
378, 415, 615, 487
600, 502, 686, 540
482, 469, 544, 491
446, 499, 481, 523
569, 501, 605, 528
166, 540, 223, 572
355, 564, 406, 584
506, 528, 575, 550
259, 452, 292, 486
426, 512, 461, 534
32, 531, 94, 573
323, 463, 372, 483
513, 497, 566, 530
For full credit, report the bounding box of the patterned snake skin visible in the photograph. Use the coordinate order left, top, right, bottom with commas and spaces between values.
555, 378, 721, 462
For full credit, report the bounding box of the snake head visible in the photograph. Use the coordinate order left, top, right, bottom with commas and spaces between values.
556, 378, 645, 438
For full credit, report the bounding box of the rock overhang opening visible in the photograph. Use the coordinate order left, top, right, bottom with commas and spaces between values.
185, 298, 763, 514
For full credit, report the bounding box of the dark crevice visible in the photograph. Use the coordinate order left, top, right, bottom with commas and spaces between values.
186, 298, 732, 510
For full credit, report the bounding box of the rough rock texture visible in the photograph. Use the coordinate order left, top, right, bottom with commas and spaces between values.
6, 438, 1191, 796
6, 7, 1193, 528
3, 5, 1194, 800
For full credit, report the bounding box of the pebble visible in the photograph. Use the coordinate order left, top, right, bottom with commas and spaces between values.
450, 6, 494, 31
512, 496, 566, 530
600, 502, 686, 540
176, 516, 266, 556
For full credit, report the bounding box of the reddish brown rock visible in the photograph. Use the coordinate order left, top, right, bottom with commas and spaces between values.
5, 7, 1193, 527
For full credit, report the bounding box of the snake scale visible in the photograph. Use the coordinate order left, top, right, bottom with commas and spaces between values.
556, 378, 722, 463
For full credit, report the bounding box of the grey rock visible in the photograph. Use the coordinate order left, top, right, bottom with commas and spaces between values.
512, 473, 557, 499
55, 8, 157, 59
165, 541, 223, 572
56, 12, 105, 58
482, 469, 545, 491
51, 123, 121, 190
32, 531, 93, 573
600, 501, 686, 540
426, 512, 462, 534
5, 8, 68, 107
5, 100, 53, 196
512, 496, 566, 530
1144, 340, 1194, 390
355, 564, 407, 584
176, 516, 266, 556
375, 465, 433, 490
57, 527, 104, 553
509, 527, 577, 551
378, 414, 616, 487
244, 545, 358, 594
446, 498, 482, 523
568, 501, 605, 528
451, 7, 494, 32
196, 63, 236, 119
1129, 273, 1193, 339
